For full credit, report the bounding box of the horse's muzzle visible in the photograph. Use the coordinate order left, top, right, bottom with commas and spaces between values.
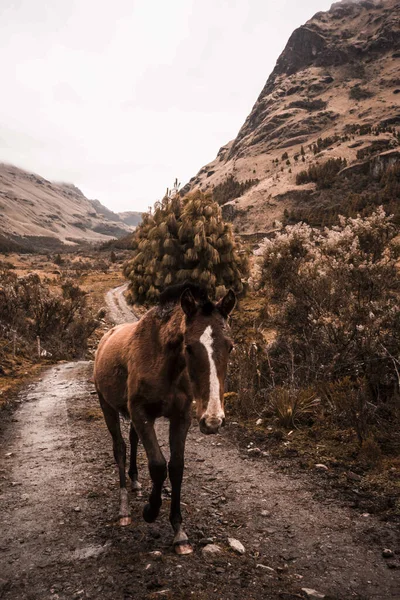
199, 416, 224, 435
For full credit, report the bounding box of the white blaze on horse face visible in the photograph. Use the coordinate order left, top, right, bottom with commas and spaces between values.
199, 325, 224, 426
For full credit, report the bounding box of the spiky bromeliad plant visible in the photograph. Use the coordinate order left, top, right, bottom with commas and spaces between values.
123, 190, 248, 304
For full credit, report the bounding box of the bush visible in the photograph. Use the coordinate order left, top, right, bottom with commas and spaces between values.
295, 158, 347, 188
267, 388, 320, 429
349, 86, 374, 101
0, 268, 98, 359
260, 208, 400, 441
123, 190, 249, 304
212, 175, 259, 206
287, 163, 400, 228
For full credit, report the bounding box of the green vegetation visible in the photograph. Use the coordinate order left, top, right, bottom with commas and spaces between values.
288, 99, 327, 111
296, 158, 347, 188
349, 85, 374, 101
123, 190, 248, 304
309, 135, 341, 154
289, 162, 400, 227
212, 174, 259, 206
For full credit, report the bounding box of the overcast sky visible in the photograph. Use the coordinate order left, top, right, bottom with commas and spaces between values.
0, 0, 334, 213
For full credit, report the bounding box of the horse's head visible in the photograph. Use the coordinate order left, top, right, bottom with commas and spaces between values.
181, 288, 236, 435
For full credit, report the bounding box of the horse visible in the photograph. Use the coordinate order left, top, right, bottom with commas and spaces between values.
93, 282, 236, 554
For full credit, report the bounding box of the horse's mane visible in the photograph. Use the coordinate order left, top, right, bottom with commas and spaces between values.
158, 281, 215, 315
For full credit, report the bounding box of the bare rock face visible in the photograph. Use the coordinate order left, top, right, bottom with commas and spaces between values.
186, 0, 400, 234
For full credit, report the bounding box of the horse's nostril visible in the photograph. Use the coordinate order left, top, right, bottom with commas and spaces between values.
199, 415, 223, 435
221, 417, 226, 427
199, 418, 208, 434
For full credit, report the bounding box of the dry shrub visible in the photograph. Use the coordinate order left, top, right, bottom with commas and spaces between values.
319, 378, 377, 443
0, 267, 99, 360
260, 208, 400, 444
227, 343, 267, 420
266, 387, 320, 429
358, 437, 382, 467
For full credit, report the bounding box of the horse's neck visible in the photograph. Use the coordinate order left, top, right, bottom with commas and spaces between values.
159, 306, 185, 349
157, 307, 187, 387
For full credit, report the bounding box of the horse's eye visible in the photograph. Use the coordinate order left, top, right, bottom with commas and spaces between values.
185, 344, 193, 355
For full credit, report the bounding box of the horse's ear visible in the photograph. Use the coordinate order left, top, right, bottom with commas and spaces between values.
180, 288, 197, 318
217, 289, 236, 319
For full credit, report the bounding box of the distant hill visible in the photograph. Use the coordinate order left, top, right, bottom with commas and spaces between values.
184, 0, 400, 233
118, 211, 142, 227
0, 163, 135, 252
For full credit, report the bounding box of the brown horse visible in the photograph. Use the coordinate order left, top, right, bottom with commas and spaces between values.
94, 283, 235, 554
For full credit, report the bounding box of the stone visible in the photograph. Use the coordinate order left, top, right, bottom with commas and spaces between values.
202, 544, 222, 557
382, 548, 394, 558
347, 471, 362, 482
315, 464, 328, 470
261, 510, 272, 517
256, 418, 263, 426
256, 564, 275, 573
301, 588, 326, 599
228, 538, 245, 555
247, 447, 261, 456
149, 551, 163, 560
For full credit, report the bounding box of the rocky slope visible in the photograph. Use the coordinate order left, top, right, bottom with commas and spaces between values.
0, 164, 136, 251
185, 0, 400, 233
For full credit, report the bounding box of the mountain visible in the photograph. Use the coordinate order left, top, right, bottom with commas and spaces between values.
0, 163, 136, 251
184, 0, 400, 233
119, 211, 143, 227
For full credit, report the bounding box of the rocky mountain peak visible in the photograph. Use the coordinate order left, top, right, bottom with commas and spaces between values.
186, 0, 399, 234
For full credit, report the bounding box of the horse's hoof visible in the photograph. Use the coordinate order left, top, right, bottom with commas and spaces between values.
143, 503, 158, 523
119, 516, 132, 526
131, 480, 142, 495
174, 541, 193, 555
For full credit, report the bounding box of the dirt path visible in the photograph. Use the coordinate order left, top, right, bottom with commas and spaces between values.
0, 288, 399, 600
105, 283, 137, 325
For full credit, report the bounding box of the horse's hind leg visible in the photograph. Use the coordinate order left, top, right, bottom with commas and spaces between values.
98, 394, 131, 526
128, 424, 142, 494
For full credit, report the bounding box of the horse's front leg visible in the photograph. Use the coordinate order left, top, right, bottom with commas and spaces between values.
169, 412, 192, 555
131, 410, 167, 523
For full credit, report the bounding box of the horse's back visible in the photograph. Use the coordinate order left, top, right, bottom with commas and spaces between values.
94, 322, 138, 411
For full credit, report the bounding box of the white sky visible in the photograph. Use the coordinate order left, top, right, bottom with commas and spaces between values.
0, 0, 333, 213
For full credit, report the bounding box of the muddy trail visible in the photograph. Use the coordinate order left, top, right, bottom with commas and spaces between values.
0, 288, 399, 600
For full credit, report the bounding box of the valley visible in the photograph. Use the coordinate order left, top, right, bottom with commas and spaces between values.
0, 2, 400, 598
0, 284, 399, 600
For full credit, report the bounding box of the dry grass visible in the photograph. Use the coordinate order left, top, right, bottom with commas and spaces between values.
0, 251, 127, 405
268, 388, 320, 429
